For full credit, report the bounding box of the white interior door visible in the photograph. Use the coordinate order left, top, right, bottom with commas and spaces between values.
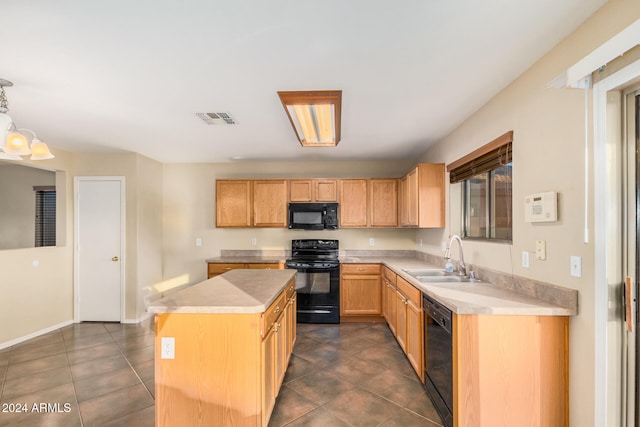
75, 177, 124, 322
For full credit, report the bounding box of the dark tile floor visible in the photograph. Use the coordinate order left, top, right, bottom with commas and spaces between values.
0, 320, 443, 426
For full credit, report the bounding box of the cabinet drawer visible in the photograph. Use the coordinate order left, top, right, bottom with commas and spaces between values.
397, 276, 421, 307
382, 266, 397, 284
247, 262, 284, 270
262, 290, 287, 337
208, 263, 246, 275
284, 279, 296, 300
341, 264, 381, 275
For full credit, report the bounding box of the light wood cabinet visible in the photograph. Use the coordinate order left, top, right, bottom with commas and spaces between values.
154, 278, 296, 427
340, 264, 382, 317
399, 163, 445, 228
216, 180, 252, 227
338, 179, 368, 227
253, 180, 288, 227
369, 179, 398, 227
382, 267, 397, 336
453, 314, 568, 426
289, 179, 337, 202
207, 262, 284, 279
394, 276, 424, 381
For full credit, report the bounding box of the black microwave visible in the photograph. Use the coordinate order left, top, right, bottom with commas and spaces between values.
288, 203, 339, 230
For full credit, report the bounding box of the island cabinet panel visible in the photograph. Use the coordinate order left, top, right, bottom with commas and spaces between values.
216, 180, 252, 227
253, 180, 288, 227
155, 313, 262, 427
154, 278, 296, 427
453, 314, 568, 427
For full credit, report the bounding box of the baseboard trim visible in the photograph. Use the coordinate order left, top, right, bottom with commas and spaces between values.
123, 311, 153, 324
0, 319, 74, 350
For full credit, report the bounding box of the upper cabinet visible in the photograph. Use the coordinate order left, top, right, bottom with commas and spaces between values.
215, 165, 444, 229
369, 179, 398, 228
253, 180, 288, 227
399, 163, 445, 228
216, 180, 288, 228
338, 179, 368, 227
216, 180, 252, 227
289, 179, 337, 202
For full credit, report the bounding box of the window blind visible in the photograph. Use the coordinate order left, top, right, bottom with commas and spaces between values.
446, 131, 513, 183
34, 187, 56, 247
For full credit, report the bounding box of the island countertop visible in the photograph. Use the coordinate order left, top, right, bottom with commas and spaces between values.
147, 269, 296, 314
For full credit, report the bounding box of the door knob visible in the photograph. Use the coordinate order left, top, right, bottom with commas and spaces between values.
112, 256, 119, 262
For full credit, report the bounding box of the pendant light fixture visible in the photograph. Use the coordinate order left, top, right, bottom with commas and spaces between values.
0, 79, 55, 160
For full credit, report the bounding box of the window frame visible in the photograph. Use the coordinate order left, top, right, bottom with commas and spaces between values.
447, 131, 513, 243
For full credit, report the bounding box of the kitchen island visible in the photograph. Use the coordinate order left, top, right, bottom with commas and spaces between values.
147, 269, 297, 427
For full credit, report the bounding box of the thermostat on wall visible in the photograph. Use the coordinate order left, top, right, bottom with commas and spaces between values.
524, 191, 558, 223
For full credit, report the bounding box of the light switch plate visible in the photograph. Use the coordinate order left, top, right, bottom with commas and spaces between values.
570, 256, 582, 278
522, 251, 530, 268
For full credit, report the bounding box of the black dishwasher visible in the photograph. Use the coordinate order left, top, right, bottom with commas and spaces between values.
423, 294, 453, 427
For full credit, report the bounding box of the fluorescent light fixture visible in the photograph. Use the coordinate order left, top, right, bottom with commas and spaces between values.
278, 90, 342, 147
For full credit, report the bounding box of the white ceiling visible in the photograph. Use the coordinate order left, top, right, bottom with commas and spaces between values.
1, 0, 606, 164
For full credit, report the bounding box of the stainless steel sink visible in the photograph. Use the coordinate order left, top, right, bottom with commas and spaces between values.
402, 269, 450, 277
402, 268, 478, 283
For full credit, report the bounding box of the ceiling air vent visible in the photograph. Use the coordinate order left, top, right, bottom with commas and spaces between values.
196, 112, 238, 125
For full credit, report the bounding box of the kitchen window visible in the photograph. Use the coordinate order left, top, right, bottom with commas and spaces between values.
447, 131, 513, 242
34, 186, 56, 247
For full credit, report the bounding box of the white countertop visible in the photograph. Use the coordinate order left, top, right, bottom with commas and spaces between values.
147, 269, 296, 314
344, 257, 576, 316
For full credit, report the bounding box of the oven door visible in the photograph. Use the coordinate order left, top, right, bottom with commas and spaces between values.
288, 264, 340, 323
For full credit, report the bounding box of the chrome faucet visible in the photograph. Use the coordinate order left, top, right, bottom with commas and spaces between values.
444, 235, 467, 277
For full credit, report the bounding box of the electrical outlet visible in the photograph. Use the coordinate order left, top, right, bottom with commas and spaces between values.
570, 256, 582, 278
535, 240, 546, 260
522, 251, 530, 268
195, 238, 202, 247
161, 337, 175, 359
369, 238, 375, 246
251, 237, 257, 246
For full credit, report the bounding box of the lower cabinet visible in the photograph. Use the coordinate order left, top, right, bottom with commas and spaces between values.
340, 264, 383, 319
382, 267, 397, 335
207, 262, 284, 278
155, 278, 296, 427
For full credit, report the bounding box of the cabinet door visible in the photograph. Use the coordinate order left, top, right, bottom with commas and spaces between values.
289, 179, 313, 202
406, 298, 424, 381
315, 179, 337, 201
370, 179, 398, 227
398, 176, 408, 227
286, 294, 297, 357
261, 326, 277, 426
207, 263, 246, 278
406, 167, 419, 226
216, 180, 251, 227
253, 180, 288, 227
395, 290, 408, 352
383, 279, 397, 336
275, 313, 287, 392
339, 179, 368, 227
340, 275, 382, 315
416, 163, 445, 228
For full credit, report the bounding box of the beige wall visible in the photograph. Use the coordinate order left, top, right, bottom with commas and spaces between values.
0, 163, 55, 249
161, 161, 416, 293
416, 2, 640, 426
0, 150, 74, 345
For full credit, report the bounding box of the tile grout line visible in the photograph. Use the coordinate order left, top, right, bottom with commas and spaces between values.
61, 326, 86, 427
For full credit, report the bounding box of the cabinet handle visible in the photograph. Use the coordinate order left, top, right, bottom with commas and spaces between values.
275, 306, 281, 313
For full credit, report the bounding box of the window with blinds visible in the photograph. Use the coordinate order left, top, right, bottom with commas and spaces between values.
34, 186, 56, 247
447, 131, 513, 242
